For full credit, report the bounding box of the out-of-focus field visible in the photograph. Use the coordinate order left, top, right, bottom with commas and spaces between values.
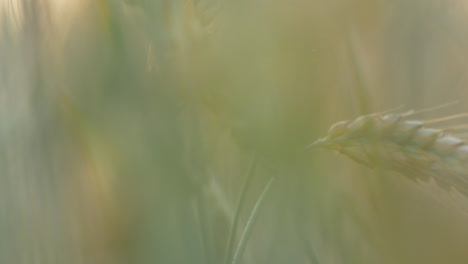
2, 0, 468, 263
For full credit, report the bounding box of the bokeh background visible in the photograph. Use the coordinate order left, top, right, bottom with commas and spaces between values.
2, 0, 468, 263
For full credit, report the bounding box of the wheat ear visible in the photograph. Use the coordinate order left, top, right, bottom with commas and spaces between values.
309, 109, 468, 197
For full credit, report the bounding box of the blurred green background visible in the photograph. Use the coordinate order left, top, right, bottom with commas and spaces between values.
2, 0, 468, 263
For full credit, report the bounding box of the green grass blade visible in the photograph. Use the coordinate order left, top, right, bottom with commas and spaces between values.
231, 175, 276, 264
225, 155, 257, 264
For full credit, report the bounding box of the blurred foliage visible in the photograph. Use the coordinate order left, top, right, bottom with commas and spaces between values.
2, 0, 468, 263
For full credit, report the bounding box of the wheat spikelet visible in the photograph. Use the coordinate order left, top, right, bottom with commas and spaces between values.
310, 109, 468, 197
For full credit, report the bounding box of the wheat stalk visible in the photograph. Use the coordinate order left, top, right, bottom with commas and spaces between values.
309, 109, 468, 197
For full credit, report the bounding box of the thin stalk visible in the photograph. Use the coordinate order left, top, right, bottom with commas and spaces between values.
347, 27, 373, 115
195, 194, 215, 264
231, 175, 276, 264
224, 155, 257, 264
